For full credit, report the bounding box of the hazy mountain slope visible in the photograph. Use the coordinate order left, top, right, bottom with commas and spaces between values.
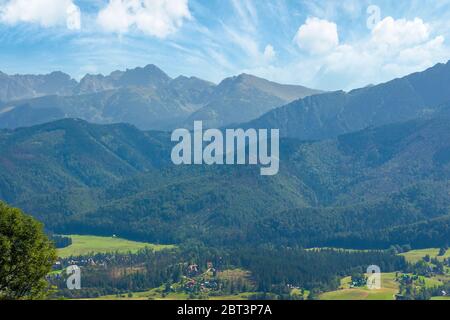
0, 86, 206, 131
169, 75, 215, 106
0, 65, 208, 130
75, 74, 116, 94
246, 61, 450, 140
185, 74, 322, 128
1, 115, 449, 247
0, 104, 65, 129
77, 64, 170, 89
0, 71, 77, 102
0, 66, 320, 130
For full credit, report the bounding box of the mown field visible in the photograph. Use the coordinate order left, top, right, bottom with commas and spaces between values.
88, 288, 189, 300
57, 235, 175, 258
88, 287, 256, 301
400, 248, 450, 263
430, 296, 450, 300
319, 272, 399, 300
319, 268, 448, 300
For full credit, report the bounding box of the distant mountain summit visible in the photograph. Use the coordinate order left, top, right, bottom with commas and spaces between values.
0, 71, 77, 101
245, 61, 450, 140
185, 73, 323, 128
115, 64, 171, 88
0, 65, 320, 130
76, 74, 115, 94
3, 61, 450, 134
76, 64, 171, 95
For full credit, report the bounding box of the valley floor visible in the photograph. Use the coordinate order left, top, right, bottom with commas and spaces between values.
51, 236, 450, 301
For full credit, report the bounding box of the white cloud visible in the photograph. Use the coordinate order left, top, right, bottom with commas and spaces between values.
263, 44, 276, 62
230, 0, 258, 33
316, 16, 449, 90
97, 0, 191, 38
247, 16, 449, 91
66, 2, 81, 30
223, 24, 260, 59
0, 0, 81, 30
294, 17, 339, 54
220, 24, 277, 69
371, 17, 430, 49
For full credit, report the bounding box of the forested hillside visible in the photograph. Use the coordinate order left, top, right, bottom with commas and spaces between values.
245, 61, 450, 140
1, 112, 449, 249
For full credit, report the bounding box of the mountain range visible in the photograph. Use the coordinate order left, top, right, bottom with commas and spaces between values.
0, 71, 77, 101
0, 65, 321, 131
1, 61, 450, 250
245, 61, 450, 140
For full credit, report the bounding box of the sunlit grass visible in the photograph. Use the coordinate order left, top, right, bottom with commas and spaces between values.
57, 235, 175, 258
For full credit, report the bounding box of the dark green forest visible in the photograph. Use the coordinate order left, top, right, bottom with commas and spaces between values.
0, 113, 449, 249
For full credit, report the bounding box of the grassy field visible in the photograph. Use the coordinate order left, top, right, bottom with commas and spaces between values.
400, 248, 450, 263
57, 235, 175, 258
306, 247, 370, 252
430, 296, 450, 300
319, 270, 448, 300
90, 288, 190, 300
208, 293, 256, 300
319, 273, 399, 300
89, 288, 255, 300
422, 276, 445, 288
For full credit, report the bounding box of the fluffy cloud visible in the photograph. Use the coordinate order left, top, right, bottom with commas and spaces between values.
371, 17, 430, 49
0, 0, 81, 30
97, 0, 191, 38
294, 17, 339, 55
307, 16, 447, 90
249, 16, 449, 91
347, 17, 447, 86
263, 44, 276, 62
66, 2, 81, 30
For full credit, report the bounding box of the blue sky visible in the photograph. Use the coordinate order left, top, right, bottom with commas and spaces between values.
1, 0, 450, 91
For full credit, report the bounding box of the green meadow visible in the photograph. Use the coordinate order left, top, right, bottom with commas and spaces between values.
88, 287, 255, 301
430, 296, 450, 300
319, 273, 399, 300
89, 288, 190, 300
319, 270, 447, 301
57, 235, 175, 258
400, 248, 450, 263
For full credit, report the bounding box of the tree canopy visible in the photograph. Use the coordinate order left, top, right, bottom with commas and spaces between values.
0, 202, 56, 300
